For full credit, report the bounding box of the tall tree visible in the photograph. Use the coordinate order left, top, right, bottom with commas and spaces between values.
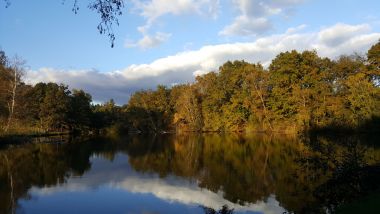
244, 63, 273, 130
3, 56, 25, 132
0, 50, 9, 124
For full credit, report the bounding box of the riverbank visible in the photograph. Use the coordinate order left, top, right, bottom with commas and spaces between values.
0, 129, 72, 144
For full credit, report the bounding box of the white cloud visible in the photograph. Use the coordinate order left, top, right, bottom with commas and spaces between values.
220, 0, 304, 36
318, 23, 371, 47
132, 0, 220, 23
26, 23, 380, 104
129, 0, 220, 48
125, 32, 171, 49
220, 16, 272, 36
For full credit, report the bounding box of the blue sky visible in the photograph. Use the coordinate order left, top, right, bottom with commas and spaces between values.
1, 0, 380, 103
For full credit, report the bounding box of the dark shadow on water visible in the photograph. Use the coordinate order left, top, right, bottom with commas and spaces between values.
201, 205, 234, 214
309, 115, 380, 136
297, 134, 380, 213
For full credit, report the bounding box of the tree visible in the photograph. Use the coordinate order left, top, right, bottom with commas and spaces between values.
173, 84, 203, 131
367, 40, 380, 86
92, 98, 121, 128
368, 40, 380, 71
3, 0, 125, 47
218, 61, 252, 131
0, 50, 9, 123
3, 56, 25, 132
244, 63, 273, 130
39, 83, 71, 131
196, 72, 224, 131
345, 72, 377, 127
0, 52, 25, 132
69, 89, 93, 130
126, 86, 173, 132
268, 50, 329, 130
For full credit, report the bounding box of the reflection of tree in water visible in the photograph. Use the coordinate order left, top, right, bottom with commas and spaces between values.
127, 133, 320, 213
0, 136, 129, 213
0, 142, 74, 213
0, 133, 379, 214
127, 133, 380, 213
202, 205, 234, 214
298, 134, 380, 213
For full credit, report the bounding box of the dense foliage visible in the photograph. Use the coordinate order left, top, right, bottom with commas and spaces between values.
126, 40, 380, 133
0, 51, 122, 134
1, 40, 379, 135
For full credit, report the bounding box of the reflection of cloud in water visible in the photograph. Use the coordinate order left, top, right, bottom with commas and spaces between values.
112, 178, 285, 214
30, 153, 285, 214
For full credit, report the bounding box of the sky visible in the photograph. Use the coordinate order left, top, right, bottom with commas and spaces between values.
1, 0, 380, 104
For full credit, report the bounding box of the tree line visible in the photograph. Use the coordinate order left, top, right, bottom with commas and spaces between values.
0, 51, 123, 134
1, 40, 379, 135
126, 40, 380, 133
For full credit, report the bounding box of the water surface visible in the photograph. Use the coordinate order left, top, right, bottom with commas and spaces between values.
0, 134, 379, 213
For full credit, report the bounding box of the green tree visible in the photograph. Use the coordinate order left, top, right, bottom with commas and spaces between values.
126, 86, 173, 132
69, 89, 93, 130
268, 50, 329, 130
218, 61, 252, 131
196, 72, 224, 131
39, 83, 71, 131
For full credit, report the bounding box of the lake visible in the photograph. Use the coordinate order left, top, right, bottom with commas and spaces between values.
0, 133, 379, 214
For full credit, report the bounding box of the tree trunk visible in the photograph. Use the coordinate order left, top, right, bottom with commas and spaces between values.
4, 68, 17, 132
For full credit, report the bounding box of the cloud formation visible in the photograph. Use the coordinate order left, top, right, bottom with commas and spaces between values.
132, 0, 220, 22
220, 0, 304, 36
127, 0, 220, 48
125, 32, 172, 49
26, 23, 380, 104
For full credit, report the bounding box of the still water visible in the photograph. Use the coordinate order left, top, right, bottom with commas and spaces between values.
0, 133, 379, 214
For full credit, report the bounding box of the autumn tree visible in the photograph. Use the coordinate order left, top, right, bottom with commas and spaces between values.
244, 63, 273, 130
268, 50, 330, 130
367, 40, 380, 86
344, 72, 377, 126
173, 84, 203, 131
